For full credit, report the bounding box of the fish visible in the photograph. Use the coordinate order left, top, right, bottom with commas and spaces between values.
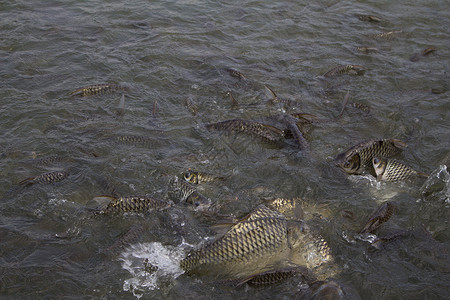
20, 155, 70, 166
356, 47, 378, 54
94, 195, 170, 215
323, 65, 365, 77
410, 46, 437, 62
265, 197, 302, 218
371, 30, 402, 40
264, 85, 299, 107
233, 266, 311, 286
18, 170, 69, 186
102, 224, 145, 256
183, 170, 226, 184
206, 119, 285, 146
359, 202, 395, 234
69, 83, 127, 97
310, 280, 345, 300
144, 258, 159, 274
180, 205, 331, 276
110, 135, 154, 146
335, 139, 408, 175
350, 102, 371, 113
226, 68, 247, 80
282, 115, 309, 151
167, 176, 212, 211
357, 14, 382, 23
185, 96, 198, 115
372, 157, 428, 182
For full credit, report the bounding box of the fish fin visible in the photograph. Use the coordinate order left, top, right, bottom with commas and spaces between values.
18, 177, 35, 186
391, 139, 408, 149
264, 85, 277, 100
417, 172, 429, 178
92, 195, 117, 210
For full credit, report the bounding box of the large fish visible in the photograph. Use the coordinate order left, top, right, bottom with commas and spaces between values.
167, 176, 213, 212
372, 157, 428, 182
359, 201, 395, 234
180, 205, 331, 278
335, 139, 407, 175
94, 195, 171, 215
206, 119, 285, 146
18, 170, 69, 186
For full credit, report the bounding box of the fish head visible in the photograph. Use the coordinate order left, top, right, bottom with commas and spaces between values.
350, 65, 366, 75
287, 221, 332, 269
183, 170, 198, 184
186, 192, 214, 212
372, 157, 387, 180
335, 153, 361, 175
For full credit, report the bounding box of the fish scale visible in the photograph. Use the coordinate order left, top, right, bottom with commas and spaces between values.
100, 196, 169, 215
360, 202, 395, 234
373, 157, 426, 182
181, 206, 288, 272
335, 139, 407, 175
19, 170, 69, 185
206, 119, 285, 146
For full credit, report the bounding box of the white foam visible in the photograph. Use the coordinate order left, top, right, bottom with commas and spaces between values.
119, 241, 188, 297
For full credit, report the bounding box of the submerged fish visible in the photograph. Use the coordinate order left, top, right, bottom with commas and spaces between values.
310, 280, 345, 300
371, 30, 402, 40
372, 157, 428, 182
110, 135, 154, 146
357, 14, 382, 23
282, 115, 309, 151
103, 224, 145, 256
206, 119, 285, 146
350, 102, 371, 113
232, 266, 311, 287
19, 170, 68, 186
335, 139, 407, 175
356, 47, 378, 54
226, 68, 247, 80
69, 83, 127, 97
167, 176, 212, 211
410, 46, 437, 62
94, 195, 170, 215
20, 155, 70, 166
183, 170, 226, 184
359, 202, 395, 234
180, 205, 331, 277
323, 65, 365, 77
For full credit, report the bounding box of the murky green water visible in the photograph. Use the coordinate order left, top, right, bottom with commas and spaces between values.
1, 0, 449, 299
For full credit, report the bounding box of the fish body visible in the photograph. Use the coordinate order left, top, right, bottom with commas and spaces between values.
371, 30, 402, 40
372, 157, 427, 182
183, 170, 226, 184
112, 135, 154, 146
206, 119, 285, 146
356, 47, 378, 54
19, 170, 68, 186
97, 195, 170, 215
350, 102, 371, 113
283, 115, 309, 151
180, 205, 331, 277
410, 46, 437, 62
226, 68, 246, 80
323, 65, 365, 77
167, 176, 212, 211
20, 155, 70, 166
335, 139, 407, 175
69, 83, 126, 97
357, 14, 382, 22
236, 266, 310, 286
359, 202, 395, 234
103, 224, 145, 256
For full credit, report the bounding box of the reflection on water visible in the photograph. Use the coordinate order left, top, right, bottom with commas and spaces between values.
1, 0, 449, 299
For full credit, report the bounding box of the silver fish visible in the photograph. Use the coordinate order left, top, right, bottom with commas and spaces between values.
19, 170, 68, 186
359, 201, 395, 234
180, 205, 331, 277
183, 170, 226, 184
94, 195, 170, 215
167, 176, 212, 211
323, 65, 365, 77
335, 139, 407, 175
373, 157, 428, 182
69, 83, 127, 97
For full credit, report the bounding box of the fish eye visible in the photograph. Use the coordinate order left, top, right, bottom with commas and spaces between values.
194, 201, 200, 207
343, 161, 351, 168
184, 171, 191, 178
373, 157, 379, 164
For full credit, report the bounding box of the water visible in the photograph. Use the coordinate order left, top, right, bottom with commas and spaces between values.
1, 0, 449, 298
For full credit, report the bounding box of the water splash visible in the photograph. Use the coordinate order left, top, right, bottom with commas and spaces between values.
419, 165, 450, 204
119, 242, 187, 298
